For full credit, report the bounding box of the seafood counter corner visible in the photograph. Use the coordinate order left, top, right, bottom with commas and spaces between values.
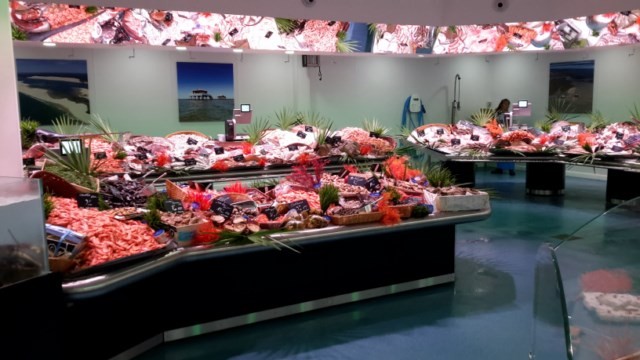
60, 208, 490, 360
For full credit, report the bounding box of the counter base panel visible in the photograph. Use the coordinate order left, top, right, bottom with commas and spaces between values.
164, 273, 454, 342
65, 224, 456, 360
526, 162, 566, 196
606, 169, 640, 208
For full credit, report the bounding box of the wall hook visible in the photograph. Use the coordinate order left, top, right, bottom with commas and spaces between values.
128, 48, 136, 59
629, 48, 636, 57
68, 48, 75, 58
535, 53, 539, 61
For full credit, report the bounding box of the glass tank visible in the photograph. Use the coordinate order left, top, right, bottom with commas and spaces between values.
0, 177, 48, 288
532, 197, 640, 360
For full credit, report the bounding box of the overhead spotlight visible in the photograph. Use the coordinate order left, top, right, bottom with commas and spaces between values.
233, 49, 243, 53
493, 0, 509, 11
176, 46, 187, 51
285, 50, 295, 55
301, 0, 316, 7
43, 42, 56, 47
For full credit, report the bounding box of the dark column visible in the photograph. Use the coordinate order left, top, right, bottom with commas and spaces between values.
526, 163, 565, 196
606, 169, 640, 209
442, 161, 475, 187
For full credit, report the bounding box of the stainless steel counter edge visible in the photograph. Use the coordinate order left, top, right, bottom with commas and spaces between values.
62, 208, 491, 295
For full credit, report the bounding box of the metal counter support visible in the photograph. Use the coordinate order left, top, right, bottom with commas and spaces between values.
526, 163, 565, 196
60, 209, 490, 360
442, 160, 475, 187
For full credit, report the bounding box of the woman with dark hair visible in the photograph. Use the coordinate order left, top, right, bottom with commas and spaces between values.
491, 99, 516, 176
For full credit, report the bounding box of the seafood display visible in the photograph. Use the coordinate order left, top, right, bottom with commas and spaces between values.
372, 14, 640, 55
47, 197, 162, 268
10, 2, 640, 55
408, 119, 640, 159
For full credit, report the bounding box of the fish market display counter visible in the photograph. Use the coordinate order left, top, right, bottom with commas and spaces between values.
430, 150, 640, 207
61, 208, 490, 360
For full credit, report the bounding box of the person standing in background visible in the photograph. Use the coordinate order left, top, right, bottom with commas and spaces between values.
491, 99, 516, 176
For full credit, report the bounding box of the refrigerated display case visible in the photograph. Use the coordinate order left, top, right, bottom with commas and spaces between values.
531, 197, 640, 360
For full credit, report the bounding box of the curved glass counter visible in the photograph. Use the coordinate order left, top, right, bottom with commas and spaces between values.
532, 197, 640, 360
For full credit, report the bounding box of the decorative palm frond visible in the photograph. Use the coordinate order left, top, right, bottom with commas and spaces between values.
275, 18, 297, 34
362, 118, 389, 137
336, 31, 359, 53
588, 111, 609, 132
304, 111, 330, 128
12, 24, 27, 40
546, 98, 579, 122
315, 121, 334, 147
274, 107, 298, 130
412, 160, 455, 187
45, 139, 102, 177
319, 184, 339, 214
52, 114, 86, 135
244, 117, 270, 145
534, 119, 554, 133
469, 108, 496, 126
82, 113, 120, 143
629, 103, 640, 126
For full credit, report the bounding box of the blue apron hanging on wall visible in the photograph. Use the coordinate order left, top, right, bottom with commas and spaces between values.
402, 94, 426, 129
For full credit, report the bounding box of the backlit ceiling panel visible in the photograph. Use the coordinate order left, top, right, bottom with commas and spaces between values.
9, 2, 640, 55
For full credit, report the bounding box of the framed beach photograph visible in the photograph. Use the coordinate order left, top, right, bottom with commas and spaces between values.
176, 62, 234, 122
15, 59, 90, 125
548, 60, 595, 114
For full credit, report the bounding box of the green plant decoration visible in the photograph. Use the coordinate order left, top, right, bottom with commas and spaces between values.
319, 184, 340, 214
274, 107, 298, 130
52, 114, 86, 135
362, 118, 389, 137
20, 119, 40, 149
336, 30, 359, 53
244, 117, 270, 145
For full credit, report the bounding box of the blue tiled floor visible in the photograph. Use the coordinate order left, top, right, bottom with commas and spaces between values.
137, 168, 608, 360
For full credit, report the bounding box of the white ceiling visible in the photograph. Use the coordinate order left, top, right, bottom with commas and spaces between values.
40, 0, 640, 26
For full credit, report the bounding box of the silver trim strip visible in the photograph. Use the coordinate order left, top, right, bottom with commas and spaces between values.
526, 189, 565, 196
163, 273, 455, 342
109, 334, 163, 360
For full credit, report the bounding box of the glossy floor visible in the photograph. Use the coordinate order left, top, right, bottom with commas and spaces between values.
138, 168, 608, 360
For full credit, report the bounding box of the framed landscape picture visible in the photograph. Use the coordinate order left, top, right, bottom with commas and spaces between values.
176, 62, 234, 122
548, 60, 595, 114
16, 59, 90, 125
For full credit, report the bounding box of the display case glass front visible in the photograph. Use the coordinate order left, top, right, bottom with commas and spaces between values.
0, 176, 48, 287
532, 196, 640, 360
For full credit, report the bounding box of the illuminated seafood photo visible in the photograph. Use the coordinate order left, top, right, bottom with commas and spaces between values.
15, 59, 90, 125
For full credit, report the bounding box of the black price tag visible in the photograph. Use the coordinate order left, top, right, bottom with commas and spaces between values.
287, 144, 299, 151
561, 125, 571, 132
332, 136, 342, 143
305, 126, 313, 132
325, 136, 334, 145
347, 175, 368, 188
136, 153, 148, 160
214, 147, 225, 155
451, 138, 461, 146
365, 176, 381, 191
297, 131, 307, 139
265, 31, 273, 38
554, 139, 565, 146
187, 137, 198, 145
259, 149, 268, 155
436, 129, 444, 135
417, 129, 425, 137
233, 154, 245, 162
22, 158, 35, 166
184, 158, 197, 166
263, 206, 278, 220
288, 199, 310, 213
211, 197, 234, 218
471, 135, 480, 141
229, 28, 238, 36
369, 132, 380, 138
94, 152, 107, 160
164, 199, 184, 214
612, 145, 625, 152
616, 132, 624, 140
137, 146, 150, 153
77, 193, 99, 208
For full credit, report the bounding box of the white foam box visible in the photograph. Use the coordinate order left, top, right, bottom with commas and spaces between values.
435, 192, 490, 212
